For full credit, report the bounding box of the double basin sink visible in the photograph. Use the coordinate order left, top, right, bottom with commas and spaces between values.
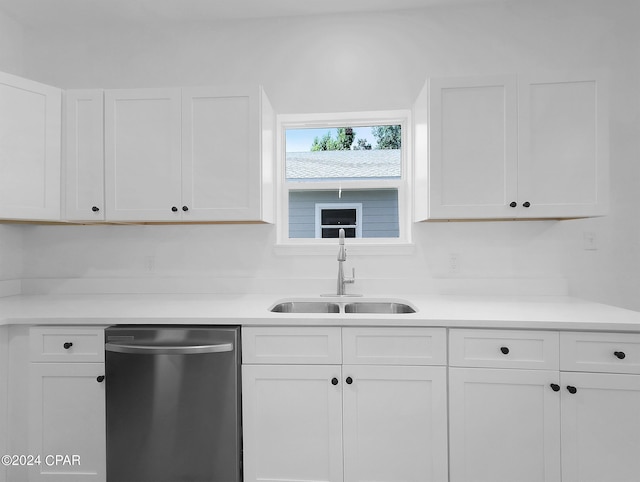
270, 299, 416, 314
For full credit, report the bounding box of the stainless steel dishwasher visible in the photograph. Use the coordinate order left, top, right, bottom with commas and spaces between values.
105, 325, 241, 482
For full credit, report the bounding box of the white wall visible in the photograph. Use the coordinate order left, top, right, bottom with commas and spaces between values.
0, 225, 22, 297
0, 9, 24, 303
12, 0, 640, 308
0, 8, 22, 75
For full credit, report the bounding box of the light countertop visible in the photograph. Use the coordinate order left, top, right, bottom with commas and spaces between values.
1, 293, 640, 332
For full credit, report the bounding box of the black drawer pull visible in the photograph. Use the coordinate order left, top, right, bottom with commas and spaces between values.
567, 385, 577, 394
97, 376, 105, 383
346, 376, 353, 385
63, 342, 73, 349
500, 346, 510, 355
614, 351, 626, 360
550, 383, 560, 392
331, 377, 338, 386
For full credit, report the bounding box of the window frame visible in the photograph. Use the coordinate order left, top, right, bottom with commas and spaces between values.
276, 110, 413, 249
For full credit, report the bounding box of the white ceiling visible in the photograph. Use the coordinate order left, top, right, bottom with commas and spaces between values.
0, 0, 500, 27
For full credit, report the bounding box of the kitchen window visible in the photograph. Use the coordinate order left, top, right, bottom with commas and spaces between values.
276, 110, 412, 248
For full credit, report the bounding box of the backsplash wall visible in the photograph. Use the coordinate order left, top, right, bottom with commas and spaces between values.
8, 0, 640, 308
0, 225, 23, 296
19, 220, 569, 296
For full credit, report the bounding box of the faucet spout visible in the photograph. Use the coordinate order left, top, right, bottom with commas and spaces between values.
337, 228, 346, 261
336, 228, 355, 295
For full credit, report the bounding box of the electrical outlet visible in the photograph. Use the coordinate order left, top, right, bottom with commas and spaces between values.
583, 232, 598, 251
449, 253, 460, 274
144, 255, 156, 272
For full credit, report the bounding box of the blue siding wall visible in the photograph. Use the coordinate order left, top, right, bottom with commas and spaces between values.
289, 189, 399, 238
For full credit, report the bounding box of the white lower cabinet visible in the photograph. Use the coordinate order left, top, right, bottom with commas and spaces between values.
559, 331, 640, 482
449, 329, 640, 482
560, 372, 640, 482
0, 326, 8, 482
448, 368, 561, 482
28, 364, 106, 481
28, 327, 106, 482
242, 364, 344, 482
242, 326, 448, 482
342, 364, 447, 482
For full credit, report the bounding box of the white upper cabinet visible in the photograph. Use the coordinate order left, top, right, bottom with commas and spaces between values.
64, 89, 105, 221
0, 71, 61, 221
415, 75, 518, 220
518, 74, 609, 218
182, 85, 272, 221
415, 72, 609, 220
104, 85, 274, 223
105, 88, 183, 221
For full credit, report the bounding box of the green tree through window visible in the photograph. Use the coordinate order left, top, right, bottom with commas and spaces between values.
310, 125, 400, 151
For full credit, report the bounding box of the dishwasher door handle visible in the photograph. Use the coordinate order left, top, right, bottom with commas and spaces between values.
105, 342, 233, 355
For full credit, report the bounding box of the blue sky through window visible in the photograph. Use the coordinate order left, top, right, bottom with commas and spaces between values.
286, 126, 376, 152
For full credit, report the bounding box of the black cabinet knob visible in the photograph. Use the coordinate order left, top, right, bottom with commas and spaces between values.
182, 206, 189, 212
509, 201, 517, 208
346, 377, 353, 385
550, 383, 560, 392
171, 206, 178, 212
96, 376, 105, 383
614, 351, 626, 360
63, 342, 73, 349
567, 385, 578, 394
91, 206, 100, 212
331, 377, 339, 386
523, 201, 531, 208
500, 346, 510, 355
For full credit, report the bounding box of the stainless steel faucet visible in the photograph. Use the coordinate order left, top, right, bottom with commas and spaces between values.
336, 228, 355, 295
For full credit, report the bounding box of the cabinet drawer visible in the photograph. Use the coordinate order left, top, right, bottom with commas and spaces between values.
449, 329, 559, 370
30, 326, 105, 362
560, 332, 640, 374
242, 327, 342, 364
342, 327, 447, 365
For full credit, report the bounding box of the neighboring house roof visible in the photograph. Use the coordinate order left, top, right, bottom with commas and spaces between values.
286, 149, 401, 180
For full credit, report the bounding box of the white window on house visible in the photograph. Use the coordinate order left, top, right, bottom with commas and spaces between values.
315, 203, 363, 239
277, 111, 411, 247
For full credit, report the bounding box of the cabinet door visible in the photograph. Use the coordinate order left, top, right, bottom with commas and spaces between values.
242, 365, 343, 482
518, 74, 609, 218
449, 368, 561, 482
342, 365, 448, 482
181, 85, 262, 221
64, 90, 104, 221
104, 88, 182, 221
561, 372, 640, 482
0, 71, 61, 221
421, 75, 518, 220
28, 363, 105, 481
0, 327, 7, 482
